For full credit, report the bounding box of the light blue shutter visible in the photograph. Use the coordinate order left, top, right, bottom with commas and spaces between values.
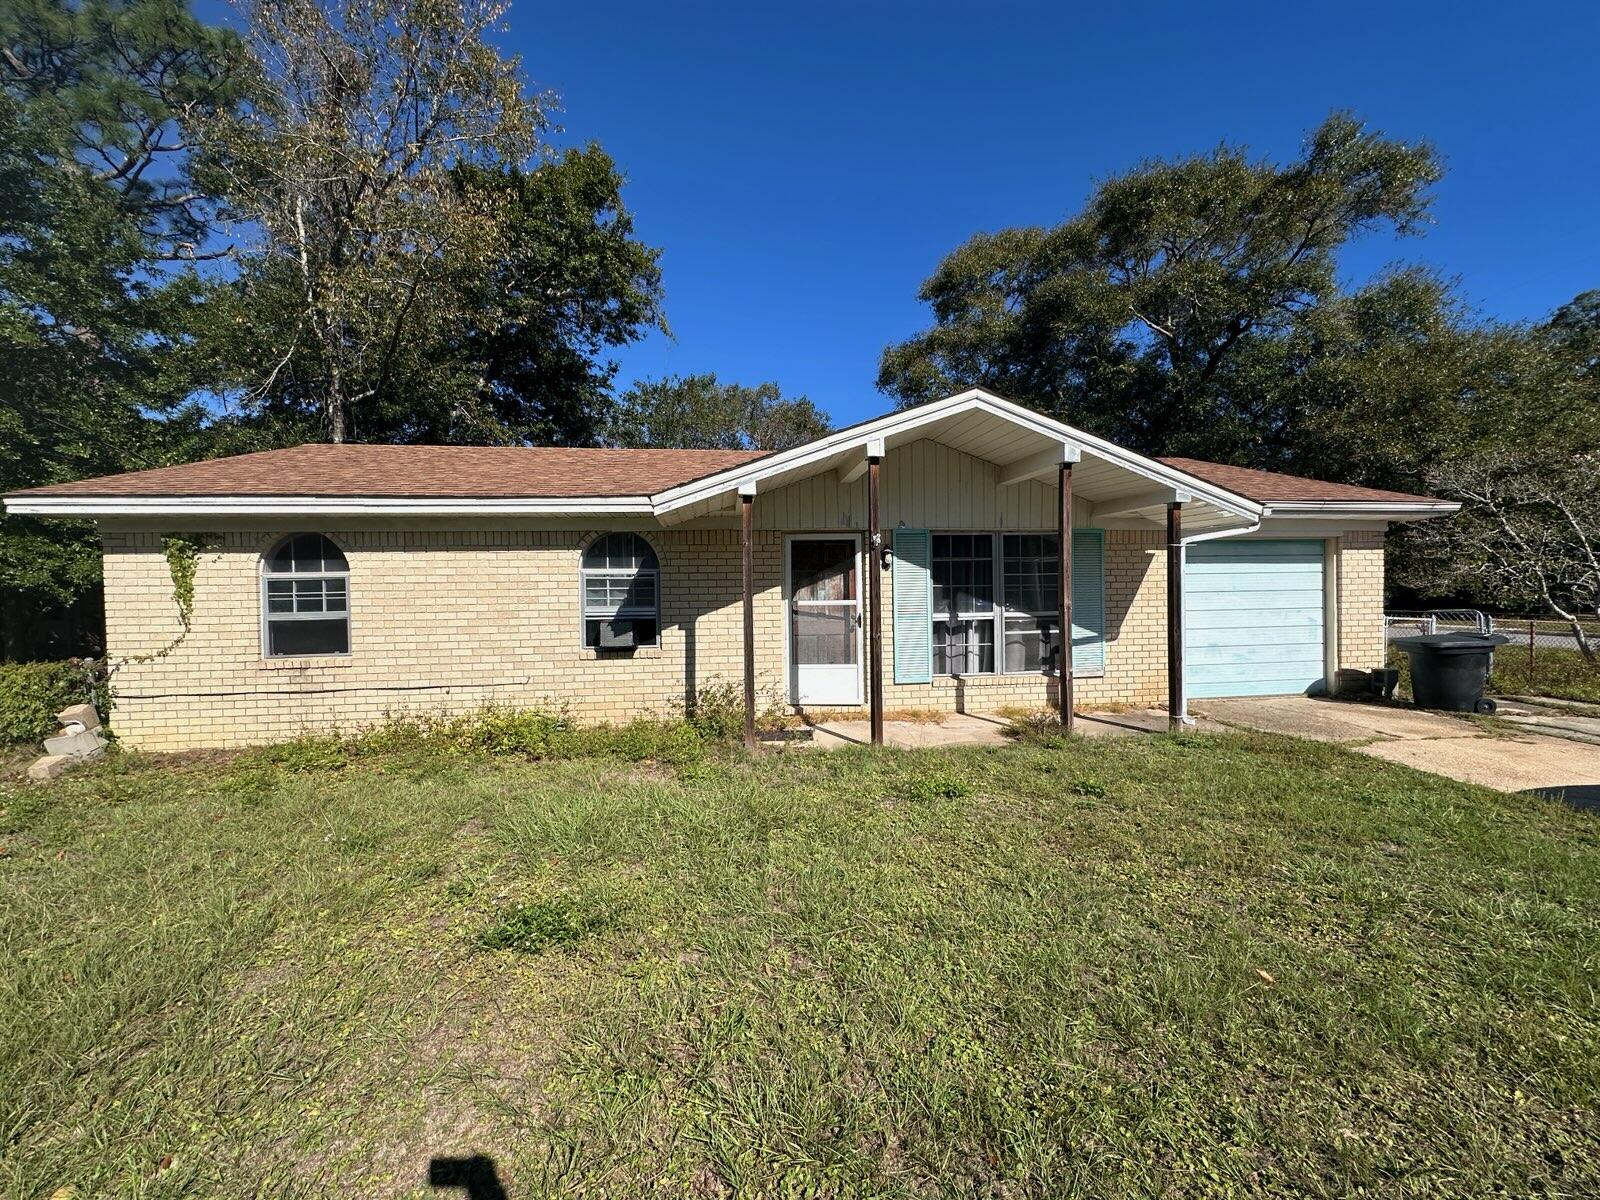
1070, 529, 1105, 674
892, 528, 933, 684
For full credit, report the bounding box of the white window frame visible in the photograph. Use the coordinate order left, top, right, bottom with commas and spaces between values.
931, 531, 1074, 678
579, 533, 661, 650
260, 534, 351, 659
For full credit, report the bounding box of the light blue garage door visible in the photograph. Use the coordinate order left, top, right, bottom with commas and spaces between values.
1186, 540, 1326, 699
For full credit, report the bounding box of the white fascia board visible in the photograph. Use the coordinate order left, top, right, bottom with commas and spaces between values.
649, 387, 1264, 523
1261, 501, 1460, 521
2, 495, 655, 517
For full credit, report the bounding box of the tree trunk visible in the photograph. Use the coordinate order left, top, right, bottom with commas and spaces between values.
1568, 614, 1597, 664
327, 360, 346, 443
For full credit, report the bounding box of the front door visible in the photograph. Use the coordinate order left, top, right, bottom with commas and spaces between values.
788, 536, 863, 705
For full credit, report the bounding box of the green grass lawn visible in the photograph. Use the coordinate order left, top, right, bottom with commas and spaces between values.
2, 732, 1598, 1197
1490, 645, 1600, 705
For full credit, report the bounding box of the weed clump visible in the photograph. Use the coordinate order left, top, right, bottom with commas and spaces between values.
901, 771, 973, 801
476, 893, 615, 955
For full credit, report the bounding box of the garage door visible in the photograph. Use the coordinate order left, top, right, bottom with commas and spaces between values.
1186, 540, 1325, 699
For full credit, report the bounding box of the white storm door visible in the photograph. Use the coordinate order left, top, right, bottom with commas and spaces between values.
788, 536, 864, 705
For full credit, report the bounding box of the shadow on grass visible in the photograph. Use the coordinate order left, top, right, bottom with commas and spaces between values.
1523, 783, 1600, 814
429, 1155, 508, 1200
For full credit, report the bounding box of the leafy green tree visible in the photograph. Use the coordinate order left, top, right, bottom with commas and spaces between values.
605, 374, 831, 451
1334, 290, 1600, 629
200, 0, 546, 443
1547, 289, 1600, 381
878, 113, 1442, 461
418, 148, 665, 446
0, 0, 243, 658
202, 2, 664, 448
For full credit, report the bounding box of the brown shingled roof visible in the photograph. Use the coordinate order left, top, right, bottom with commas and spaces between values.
9, 444, 771, 499
1158, 457, 1447, 505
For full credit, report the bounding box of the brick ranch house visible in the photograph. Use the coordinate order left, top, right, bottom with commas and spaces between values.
4, 390, 1457, 751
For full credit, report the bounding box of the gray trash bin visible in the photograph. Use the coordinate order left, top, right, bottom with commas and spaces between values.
1390, 632, 1510, 713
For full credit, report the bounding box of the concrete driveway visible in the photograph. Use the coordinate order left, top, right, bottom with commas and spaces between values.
1195, 695, 1600, 796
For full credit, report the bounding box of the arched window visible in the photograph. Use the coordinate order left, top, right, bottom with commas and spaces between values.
261, 534, 350, 657
581, 533, 659, 649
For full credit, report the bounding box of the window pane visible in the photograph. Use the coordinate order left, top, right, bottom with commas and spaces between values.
584, 533, 658, 573
932, 535, 993, 616
792, 540, 856, 602
293, 577, 326, 612
1004, 614, 1060, 674
583, 572, 656, 615
934, 617, 994, 675
583, 575, 620, 611
1003, 533, 1058, 613
268, 616, 348, 656
269, 534, 348, 575
266, 580, 293, 613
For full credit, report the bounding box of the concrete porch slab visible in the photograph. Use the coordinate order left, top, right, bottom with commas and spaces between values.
804, 712, 1012, 750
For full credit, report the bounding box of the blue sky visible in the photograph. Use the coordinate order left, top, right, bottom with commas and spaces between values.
199, 0, 1599, 426
517, 0, 1598, 424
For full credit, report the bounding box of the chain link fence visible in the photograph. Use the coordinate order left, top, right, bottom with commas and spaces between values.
1492, 617, 1600, 655
1383, 609, 1494, 639
1385, 610, 1600, 703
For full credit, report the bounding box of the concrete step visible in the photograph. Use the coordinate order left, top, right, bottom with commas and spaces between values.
1501, 694, 1600, 718
1499, 716, 1600, 749
43, 729, 107, 758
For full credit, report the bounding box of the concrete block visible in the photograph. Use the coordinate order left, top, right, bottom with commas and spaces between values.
27, 754, 74, 782
56, 703, 100, 733
44, 729, 108, 758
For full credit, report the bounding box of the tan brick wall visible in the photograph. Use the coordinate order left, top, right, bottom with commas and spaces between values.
102, 523, 1179, 749
102, 528, 788, 750
101, 523, 1378, 750
1337, 530, 1387, 670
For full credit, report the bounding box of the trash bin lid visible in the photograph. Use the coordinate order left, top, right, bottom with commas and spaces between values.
1391, 632, 1511, 653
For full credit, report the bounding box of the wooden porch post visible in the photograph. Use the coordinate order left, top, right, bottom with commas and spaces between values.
1057, 460, 1074, 730
741, 483, 756, 748
867, 442, 884, 746
1166, 500, 1184, 731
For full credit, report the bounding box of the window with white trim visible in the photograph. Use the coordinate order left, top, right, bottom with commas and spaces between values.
262, 534, 350, 657
931, 532, 1069, 676
581, 533, 659, 649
